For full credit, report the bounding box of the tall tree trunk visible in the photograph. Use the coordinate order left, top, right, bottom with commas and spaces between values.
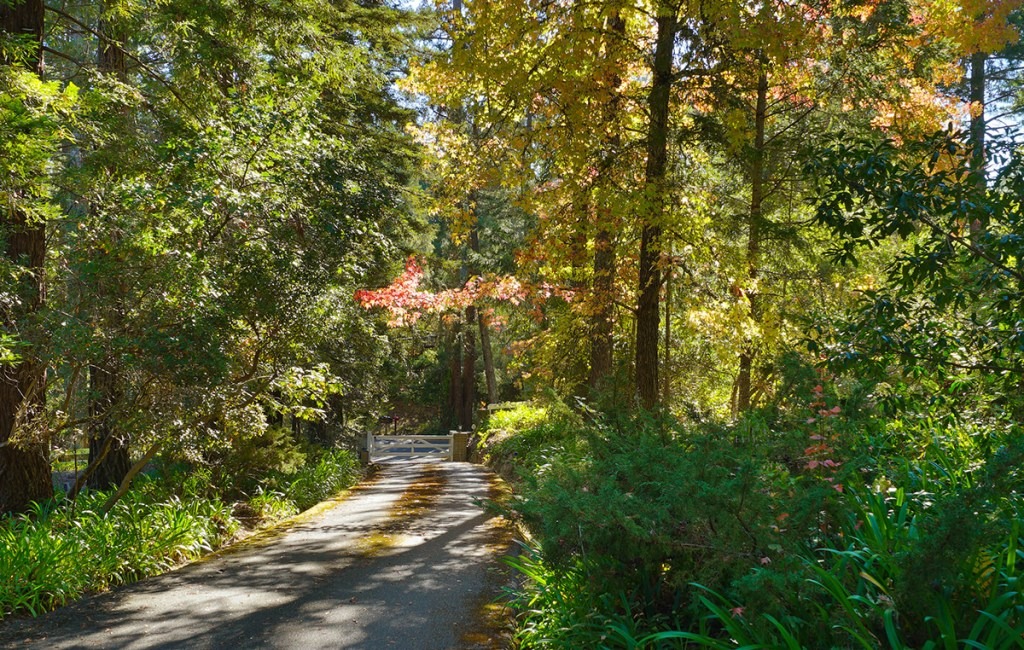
88, 6, 130, 490
468, 226, 496, 404
460, 308, 477, 430
448, 0, 483, 415
0, 0, 53, 513
588, 10, 624, 397
477, 311, 496, 404
736, 67, 768, 413
662, 267, 671, 404
568, 197, 588, 285
635, 10, 675, 410
87, 365, 129, 489
97, 10, 126, 75
589, 223, 615, 391
445, 320, 462, 431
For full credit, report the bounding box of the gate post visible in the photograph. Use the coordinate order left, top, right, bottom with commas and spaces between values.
360, 431, 373, 465
451, 431, 469, 462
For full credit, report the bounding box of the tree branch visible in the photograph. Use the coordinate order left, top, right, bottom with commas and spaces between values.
44, 5, 203, 124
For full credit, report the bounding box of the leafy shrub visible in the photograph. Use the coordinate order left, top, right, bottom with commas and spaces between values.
212, 424, 307, 498
508, 411, 822, 620
677, 473, 1024, 649
505, 540, 734, 650
246, 489, 300, 524
480, 399, 583, 478
178, 465, 216, 500
499, 398, 1024, 648
284, 448, 360, 511
486, 403, 554, 434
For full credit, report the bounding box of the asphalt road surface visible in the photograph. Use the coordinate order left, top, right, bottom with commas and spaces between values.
0, 461, 515, 650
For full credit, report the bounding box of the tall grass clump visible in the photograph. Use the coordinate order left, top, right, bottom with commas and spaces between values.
0, 446, 363, 620
284, 448, 360, 511
0, 486, 236, 618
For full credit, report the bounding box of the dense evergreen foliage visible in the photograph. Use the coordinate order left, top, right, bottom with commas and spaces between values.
0, 0, 421, 514
481, 394, 1024, 647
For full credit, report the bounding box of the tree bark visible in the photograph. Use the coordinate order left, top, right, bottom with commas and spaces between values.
98, 10, 126, 75
445, 320, 462, 430
588, 10, 624, 397
736, 67, 768, 413
88, 5, 131, 490
87, 364, 129, 489
662, 267, 671, 405
1, 0, 42, 68
468, 227, 496, 404
0, 0, 53, 513
460, 307, 477, 430
477, 311, 496, 404
635, 10, 675, 410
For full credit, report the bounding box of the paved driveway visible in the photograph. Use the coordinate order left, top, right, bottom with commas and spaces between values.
0, 462, 514, 649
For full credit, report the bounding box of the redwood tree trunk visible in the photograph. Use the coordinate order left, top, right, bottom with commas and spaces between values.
736, 67, 768, 413
0, 0, 53, 513
460, 307, 477, 430
468, 227, 496, 404
588, 10, 624, 397
87, 364, 129, 489
445, 320, 462, 431
88, 6, 130, 490
635, 10, 675, 410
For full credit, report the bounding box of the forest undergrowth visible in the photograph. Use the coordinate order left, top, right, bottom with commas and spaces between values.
482, 387, 1024, 649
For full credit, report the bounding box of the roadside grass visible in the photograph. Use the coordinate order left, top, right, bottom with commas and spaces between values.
0, 448, 362, 620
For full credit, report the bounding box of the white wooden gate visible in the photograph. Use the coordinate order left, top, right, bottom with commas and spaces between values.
367, 433, 453, 461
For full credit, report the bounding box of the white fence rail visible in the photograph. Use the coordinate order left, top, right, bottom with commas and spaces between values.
367, 433, 453, 461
